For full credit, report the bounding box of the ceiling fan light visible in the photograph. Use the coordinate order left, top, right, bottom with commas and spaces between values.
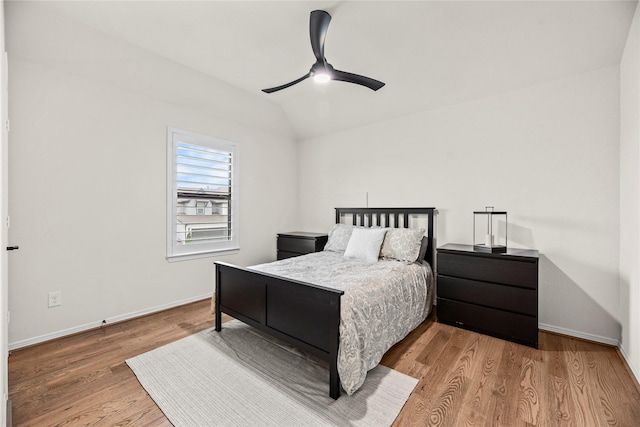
313, 72, 331, 83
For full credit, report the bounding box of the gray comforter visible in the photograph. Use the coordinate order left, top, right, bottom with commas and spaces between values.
249, 251, 433, 395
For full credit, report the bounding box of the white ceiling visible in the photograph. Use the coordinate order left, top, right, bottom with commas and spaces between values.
34, 0, 638, 140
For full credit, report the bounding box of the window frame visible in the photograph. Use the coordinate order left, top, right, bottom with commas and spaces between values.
166, 127, 239, 262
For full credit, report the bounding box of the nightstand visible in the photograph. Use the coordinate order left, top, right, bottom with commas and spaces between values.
436, 243, 539, 348
277, 232, 328, 260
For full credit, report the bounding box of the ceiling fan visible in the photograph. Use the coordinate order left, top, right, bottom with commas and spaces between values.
262, 10, 385, 94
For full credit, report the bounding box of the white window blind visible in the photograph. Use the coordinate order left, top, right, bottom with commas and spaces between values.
167, 128, 239, 260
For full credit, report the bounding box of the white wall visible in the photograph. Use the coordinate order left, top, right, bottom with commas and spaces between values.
298, 66, 622, 343
620, 3, 640, 380
5, 2, 297, 347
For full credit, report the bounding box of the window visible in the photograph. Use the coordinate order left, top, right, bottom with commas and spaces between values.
167, 127, 239, 261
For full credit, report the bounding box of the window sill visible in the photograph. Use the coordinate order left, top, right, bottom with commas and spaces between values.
166, 248, 240, 263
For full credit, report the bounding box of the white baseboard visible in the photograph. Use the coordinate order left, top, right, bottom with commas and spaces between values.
619, 344, 640, 386
8, 294, 212, 351
538, 322, 620, 347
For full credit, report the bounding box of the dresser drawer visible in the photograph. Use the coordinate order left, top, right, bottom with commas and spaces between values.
437, 298, 538, 347
277, 236, 317, 254
437, 275, 537, 316
438, 252, 537, 289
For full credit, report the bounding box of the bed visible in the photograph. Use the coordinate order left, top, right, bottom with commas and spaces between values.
214, 207, 436, 399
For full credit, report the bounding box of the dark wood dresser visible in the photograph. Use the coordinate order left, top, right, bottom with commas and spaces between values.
277, 232, 328, 260
437, 243, 539, 348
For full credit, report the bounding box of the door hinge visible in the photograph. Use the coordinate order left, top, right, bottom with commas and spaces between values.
5, 216, 9, 228
5, 119, 9, 132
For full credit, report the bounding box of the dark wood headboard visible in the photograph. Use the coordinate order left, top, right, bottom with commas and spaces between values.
335, 207, 436, 266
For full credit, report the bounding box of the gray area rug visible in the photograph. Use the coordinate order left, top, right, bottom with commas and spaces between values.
126, 320, 417, 426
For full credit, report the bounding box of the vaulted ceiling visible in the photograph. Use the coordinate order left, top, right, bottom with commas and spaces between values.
24, 0, 638, 140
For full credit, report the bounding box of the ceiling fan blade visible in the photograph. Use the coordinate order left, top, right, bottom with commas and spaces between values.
310, 10, 331, 62
262, 73, 311, 93
332, 69, 385, 91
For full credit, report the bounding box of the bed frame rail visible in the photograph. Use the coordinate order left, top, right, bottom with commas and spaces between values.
215, 262, 344, 398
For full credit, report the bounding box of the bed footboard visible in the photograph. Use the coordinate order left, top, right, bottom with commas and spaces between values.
214, 261, 344, 399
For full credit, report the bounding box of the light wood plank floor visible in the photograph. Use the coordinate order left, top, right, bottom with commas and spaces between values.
8, 300, 640, 426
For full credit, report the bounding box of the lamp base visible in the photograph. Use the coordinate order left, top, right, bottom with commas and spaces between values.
473, 244, 507, 253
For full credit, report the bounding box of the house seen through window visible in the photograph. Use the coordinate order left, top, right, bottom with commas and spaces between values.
167, 128, 239, 260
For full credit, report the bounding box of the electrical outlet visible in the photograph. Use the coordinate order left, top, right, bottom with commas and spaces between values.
48, 291, 62, 308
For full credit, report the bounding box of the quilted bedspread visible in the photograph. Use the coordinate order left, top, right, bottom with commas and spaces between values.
249, 251, 433, 395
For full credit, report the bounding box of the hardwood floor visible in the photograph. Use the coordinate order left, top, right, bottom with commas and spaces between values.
383, 317, 640, 427
8, 300, 640, 426
8, 299, 228, 427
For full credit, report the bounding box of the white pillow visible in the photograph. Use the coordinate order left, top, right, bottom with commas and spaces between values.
343, 228, 387, 263
324, 224, 383, 253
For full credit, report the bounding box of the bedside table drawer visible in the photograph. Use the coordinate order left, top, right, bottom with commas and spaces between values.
277, 237, 317, 254
438, 252, 537, 289
277, 232, 328, 260
438, 275, 537, 316
276, 250, 299, 260
437, 298, 538, 347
